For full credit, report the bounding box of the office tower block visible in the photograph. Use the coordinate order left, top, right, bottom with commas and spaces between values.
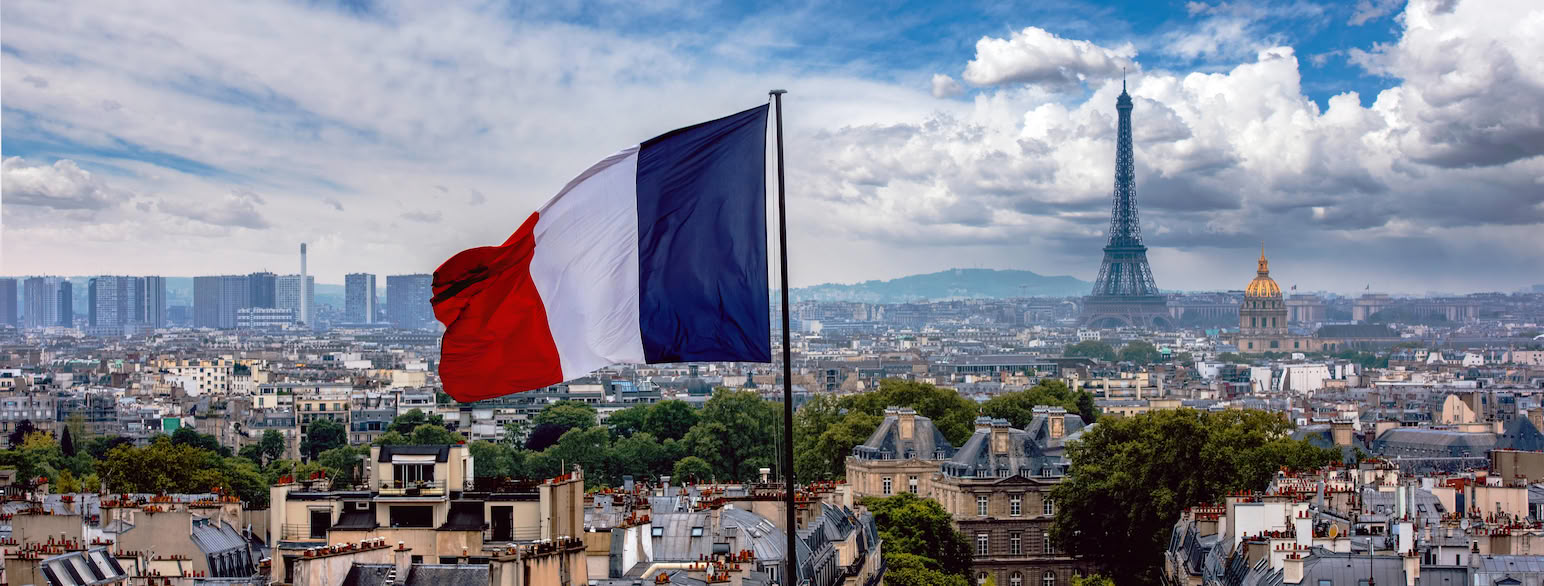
277, 274, 315, 328
0, 279, 16, 327
345, 273, 377, 324
193, 275, 251, 329
248, 272, 278, 309
144, 276, 167, 328
386, 274, 434, 329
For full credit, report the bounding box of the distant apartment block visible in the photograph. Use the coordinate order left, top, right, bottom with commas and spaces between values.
345, 273, 377, 323
194, 275, 251, 329
237, 307, 298, 329
277, 274, 315, 327
22, 276, 72, 329
386, 274, 434, 329
0, 278, 16, 327
248, 271, 278, 309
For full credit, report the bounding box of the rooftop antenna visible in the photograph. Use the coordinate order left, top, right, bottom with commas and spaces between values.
1123, 66, 1127, 91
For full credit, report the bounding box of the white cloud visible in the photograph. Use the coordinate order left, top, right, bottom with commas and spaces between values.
1, 157, 123, 210
1349, 0, 1405, 25
931, 74, 964, 98
961, 27, 1137, 88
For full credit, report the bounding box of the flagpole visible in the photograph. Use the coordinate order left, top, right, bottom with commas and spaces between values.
770, 88, 798, 586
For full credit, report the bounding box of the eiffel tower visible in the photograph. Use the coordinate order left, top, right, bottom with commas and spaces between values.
1081, 79, 1172, 329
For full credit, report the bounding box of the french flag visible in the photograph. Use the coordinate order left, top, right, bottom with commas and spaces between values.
432, 106, 772, 402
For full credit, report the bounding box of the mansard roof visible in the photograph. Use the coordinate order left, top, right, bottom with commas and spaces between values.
851, 407, 955, 461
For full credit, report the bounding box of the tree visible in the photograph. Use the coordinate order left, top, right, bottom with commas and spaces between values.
300, 419, 347, 461
1070, 575, 1116, 586
612, 432, 679, 483
864, 492, 973, 580
7, 419, 37, 448
841, 380, 980, 445
372, 431, 410, 446
60, 426, 76, 457
468, 441, 523, 479
1119, 340, 1163, 364
684, 390, 778, 481
171, 427, 231, 457
260, 430, 287, 464
526, 401, 599, 451
387, 409, 446, 435
317, 446, 370, 484
409, 424, 464, 445
672, 456, 713, 483
606, 405, 651, 438
981, 380, 1093, 428
643, 400, 698, 441
532, 401, 598, 431
56, 469, 81, 494
794, 394, 881, 482
544, 426, 614, 487
1217, 352, 1249, 364
1049, 408, 1339, 582
883, 553, 971, 586
1064, 340, 1117, 362
84, 436, 133, 460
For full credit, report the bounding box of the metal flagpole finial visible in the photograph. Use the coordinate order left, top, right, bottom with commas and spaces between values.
769, 89, 787, 96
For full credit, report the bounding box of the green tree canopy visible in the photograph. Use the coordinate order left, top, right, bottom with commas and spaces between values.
671, 456, 713, 483
316, 446, 370, 483
794, 394, 881, 482
532, 400, 598, 430
605, 405, 651, 438
408, 424, 465, 445
1049, 408, 1339, 582
882, 552, 971, 586
840, 380, 979, 446
468, 441, 524, 480
864, 492, 973, 580
981, 380, 1099, 427
643, 400, 698, 441
387, 409, 446, 435
1064, 340, 1117, 362
300, 419, 347, 461
1119, 340, 1163, 364
260, 430, 286, 464
172, 427, 231, 457
683, 390, 778, 482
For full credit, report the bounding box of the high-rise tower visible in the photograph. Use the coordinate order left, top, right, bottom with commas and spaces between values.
1081, 80, 1172, 329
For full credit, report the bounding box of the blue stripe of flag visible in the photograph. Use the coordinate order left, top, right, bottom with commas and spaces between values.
634, 105, 772, 364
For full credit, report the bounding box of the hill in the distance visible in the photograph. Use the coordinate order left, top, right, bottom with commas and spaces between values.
790, 268, 1090, 303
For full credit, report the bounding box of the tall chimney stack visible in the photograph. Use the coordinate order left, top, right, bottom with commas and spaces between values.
300, 243, 308, 328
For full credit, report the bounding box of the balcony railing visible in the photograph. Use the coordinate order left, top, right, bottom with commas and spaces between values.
377, 480, 445, 497
280, 523, 325, 540
483, 526, 543, 543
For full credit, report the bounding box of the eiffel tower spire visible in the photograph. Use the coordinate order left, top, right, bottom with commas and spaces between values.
1082, 79, 1168, 329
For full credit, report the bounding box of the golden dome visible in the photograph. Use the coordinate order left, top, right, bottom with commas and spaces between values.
1245, 245, 1281, 298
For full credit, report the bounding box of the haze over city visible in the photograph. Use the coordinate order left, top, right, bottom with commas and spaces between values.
4, 0, 1541, 293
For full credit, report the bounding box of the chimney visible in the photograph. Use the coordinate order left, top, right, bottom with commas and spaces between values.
1293, 510, 1312, 548
299, 243, 309, 328
1331, 420, 1354, 447
760, 468, 771, 484
975, 415, 994, 433
1046, 406, 1066, 439
392, 543, 412, 585
991, 419, 1010, 455
1403, 549, 1420, 586
898, 408, 916, 440
1283, 552, 1305, 584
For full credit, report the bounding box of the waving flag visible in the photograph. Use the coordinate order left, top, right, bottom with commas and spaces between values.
432, 106, 771, 401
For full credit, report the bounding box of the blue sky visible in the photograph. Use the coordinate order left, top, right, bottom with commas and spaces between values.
2, 0, 1541, 293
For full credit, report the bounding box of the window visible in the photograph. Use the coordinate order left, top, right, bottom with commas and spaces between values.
1010, 495, 1022, 516
1043, 571, 1055, 586
1043, 531, 1054, 554
388, 505, 434, 528
394, 463, 434, 486
651, 527, 663, 537
977, 533, 989, 556
1251, 317, 1257, 327
1043, 497, 1054, 516
908, 475, 918, 494
1010, 532, 1022, 555
690, 527, 704, 537
882, 477, 892, 495
977, 496, 989, 516
1317, 581, 1332, 586
1011, 573, 1023, 586
1271, 340, 1280, 349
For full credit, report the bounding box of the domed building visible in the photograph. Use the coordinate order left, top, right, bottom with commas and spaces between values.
1233, 247, 1323, 354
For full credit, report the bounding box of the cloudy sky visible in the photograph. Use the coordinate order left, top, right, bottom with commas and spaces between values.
2, 0, 1541, 294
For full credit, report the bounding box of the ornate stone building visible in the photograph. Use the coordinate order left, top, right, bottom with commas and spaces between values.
847, 407, 1093, 586
1233, 248, 1326, 354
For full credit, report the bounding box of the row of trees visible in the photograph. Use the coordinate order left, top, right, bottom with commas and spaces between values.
1063, 339, 1171, 364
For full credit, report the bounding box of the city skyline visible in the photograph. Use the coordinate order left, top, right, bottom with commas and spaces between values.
3, 0, 1541, 293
